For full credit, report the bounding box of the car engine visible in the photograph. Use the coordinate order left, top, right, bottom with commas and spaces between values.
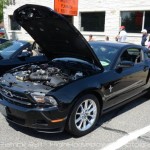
13, 60, 98, 88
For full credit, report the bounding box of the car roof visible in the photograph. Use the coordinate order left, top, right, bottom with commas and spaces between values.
6, 40, 30, 44
89, 41, 138, 49
15, 40, 29, 44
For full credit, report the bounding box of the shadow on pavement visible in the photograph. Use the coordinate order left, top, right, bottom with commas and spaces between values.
97, 96, 148, 126
8, 96, 149, 140
8, 121, 72, 141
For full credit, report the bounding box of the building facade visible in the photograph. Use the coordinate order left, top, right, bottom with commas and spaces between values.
3, 0, 150, 44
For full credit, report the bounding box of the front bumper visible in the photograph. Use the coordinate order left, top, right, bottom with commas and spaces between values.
0, 98, 67, 133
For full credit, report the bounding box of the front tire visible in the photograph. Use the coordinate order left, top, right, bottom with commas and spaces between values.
67, 94, 100, 137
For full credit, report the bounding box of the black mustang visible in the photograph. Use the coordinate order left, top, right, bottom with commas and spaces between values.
0, 4, 150, 137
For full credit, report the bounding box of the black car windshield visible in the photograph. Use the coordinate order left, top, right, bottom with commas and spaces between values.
90, 43, 119, 69
0, 41, 25, 59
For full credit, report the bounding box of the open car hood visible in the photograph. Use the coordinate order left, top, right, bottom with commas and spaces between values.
13, 4, 103, 70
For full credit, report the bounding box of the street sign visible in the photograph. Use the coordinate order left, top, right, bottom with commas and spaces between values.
54, 0, 78, 16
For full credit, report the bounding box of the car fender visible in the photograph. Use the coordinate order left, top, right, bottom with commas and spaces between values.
47, 73, 103, 105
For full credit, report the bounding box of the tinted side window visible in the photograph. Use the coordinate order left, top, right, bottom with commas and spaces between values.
121, 48, 142, 64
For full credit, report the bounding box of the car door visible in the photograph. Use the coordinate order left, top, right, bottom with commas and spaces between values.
103, 47, 149, 109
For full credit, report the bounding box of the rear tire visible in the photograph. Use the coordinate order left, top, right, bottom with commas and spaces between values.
66, 94, 100, 137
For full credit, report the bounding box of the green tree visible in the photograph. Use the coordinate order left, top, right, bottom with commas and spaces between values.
0, 0, 9, 23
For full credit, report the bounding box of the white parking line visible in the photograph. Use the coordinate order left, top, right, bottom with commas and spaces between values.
101, 124, 150, 150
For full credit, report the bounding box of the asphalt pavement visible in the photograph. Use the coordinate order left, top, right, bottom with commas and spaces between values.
0, 96, 150, 150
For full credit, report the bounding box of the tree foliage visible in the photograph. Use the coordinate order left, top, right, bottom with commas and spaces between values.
0, 0, 9, 23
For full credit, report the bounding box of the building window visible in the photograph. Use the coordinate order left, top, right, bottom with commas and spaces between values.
7, 0, 16, 5
121, 11, 150, 33
9, 16, 21, 30
81, 12, 105, 32
144, 11, 150, 31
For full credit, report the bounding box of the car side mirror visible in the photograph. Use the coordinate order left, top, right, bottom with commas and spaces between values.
117, 61, 134, 69
18, 51, 31, 60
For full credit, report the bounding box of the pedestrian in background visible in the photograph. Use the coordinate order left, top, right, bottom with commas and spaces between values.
88, 34, 94, 41
147, 35, 150, 49
116, 26, 127, 42
105, 36, 109, 41
141, 29, 148, 46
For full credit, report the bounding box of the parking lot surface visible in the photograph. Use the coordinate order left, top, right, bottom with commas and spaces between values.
1, 96, 150, 150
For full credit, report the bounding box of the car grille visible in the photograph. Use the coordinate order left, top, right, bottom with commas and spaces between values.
0, 87, 34, 107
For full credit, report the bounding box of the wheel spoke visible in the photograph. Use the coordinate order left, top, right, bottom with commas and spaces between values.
84, 100, 88, 109
80, 105, 84, 113
83, 120, 87, 129
78, 120, 84, 129
76, 112, 82, 115
77, 105, 84, 114
86, 118, 92, 125
88, 106, 96, 113
88, 113, 96, 119
75, 116, 82, 124
87, 103, 93, 110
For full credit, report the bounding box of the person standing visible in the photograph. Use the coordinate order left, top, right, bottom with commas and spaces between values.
116, 26, 127, 42
88, 34, 94, 41
146, 35, 150, 49
105, 36, 109, 41
141, 29, 148, 46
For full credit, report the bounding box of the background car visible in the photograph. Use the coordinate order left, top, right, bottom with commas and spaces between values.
0, 40, 48, 75
0, 29, 5, 37
0, 38, 8, 44
0, 28, 8, 44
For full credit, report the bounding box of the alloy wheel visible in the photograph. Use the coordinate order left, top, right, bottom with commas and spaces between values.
75, 99, 97, 131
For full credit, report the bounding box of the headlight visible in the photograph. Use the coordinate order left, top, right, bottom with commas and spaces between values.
44, 96, 58, 106
31, 92, 58, 106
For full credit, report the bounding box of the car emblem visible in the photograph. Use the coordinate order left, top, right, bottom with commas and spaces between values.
3, 89, 13, 98
109, 85, 113, 93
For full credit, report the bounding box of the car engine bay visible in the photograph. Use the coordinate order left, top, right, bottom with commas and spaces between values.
6, 60, 99, 88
